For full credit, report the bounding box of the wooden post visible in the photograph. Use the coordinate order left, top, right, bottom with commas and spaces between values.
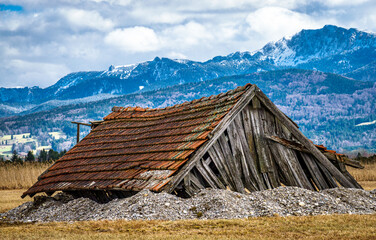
77, 123, 80, 143
71, 121, 92, 144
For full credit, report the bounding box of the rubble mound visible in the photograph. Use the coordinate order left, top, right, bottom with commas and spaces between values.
1, 187, 376, 223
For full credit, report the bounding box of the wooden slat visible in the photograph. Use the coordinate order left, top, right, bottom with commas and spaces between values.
218, 134, 245, 193
195, 160, 219, 189
208, 143, 235, 190
201, 157, 226, 189
183, 174, 193, 196
248, 108, 270, 173
316, 161, 339, 188
275, 143, 314, 190
268, 142, 299, 186
334, 158, 363, 189
255, 88, 356, 188
227, 118, 258, 191
300, 152, 329, 190
241, 106, 266, 190
189, 171, 205, 189
248, 106, 279, 188
260, 108, 280, 187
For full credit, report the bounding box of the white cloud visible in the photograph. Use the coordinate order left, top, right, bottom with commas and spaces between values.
317, 0, 371, 7
89, 0, 132, 6
59, 8, 114, 31
105, 27, 161, 52
5, 60, 70, 88
162, 21, 213, 47
166, 52, 188, 59
246, 7, 324, 41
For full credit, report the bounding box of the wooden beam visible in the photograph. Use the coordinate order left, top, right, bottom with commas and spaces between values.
71, 121, 92, 126
254, 88, 356, 188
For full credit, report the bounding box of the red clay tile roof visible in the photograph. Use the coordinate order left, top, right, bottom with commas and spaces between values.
23, 84, 253, 197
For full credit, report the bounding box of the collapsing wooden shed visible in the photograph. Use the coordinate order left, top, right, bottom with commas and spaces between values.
23, 84, 363, 202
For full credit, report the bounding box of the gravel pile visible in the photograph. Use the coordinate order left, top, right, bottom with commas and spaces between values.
1, 187, 376, 223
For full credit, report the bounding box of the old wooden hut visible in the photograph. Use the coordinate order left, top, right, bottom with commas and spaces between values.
22, 84, 363, 202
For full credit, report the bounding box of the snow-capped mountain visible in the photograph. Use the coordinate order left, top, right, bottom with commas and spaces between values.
257, 25, 376, 68
1, 25, 376, 117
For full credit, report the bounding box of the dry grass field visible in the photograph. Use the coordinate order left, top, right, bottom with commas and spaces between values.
349, 162, 376, 181
0, 162, 375, 239
0, 162, 50, 190
0, 189, 32, 213
1, 215, 376, 240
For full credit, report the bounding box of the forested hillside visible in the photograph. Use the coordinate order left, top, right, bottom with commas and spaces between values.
0, 69, 374, 155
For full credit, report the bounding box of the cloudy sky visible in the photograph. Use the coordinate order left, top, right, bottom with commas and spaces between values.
1, 0, 375, 88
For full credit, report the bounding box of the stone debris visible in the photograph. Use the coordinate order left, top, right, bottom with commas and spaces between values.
1, 187, 375, 223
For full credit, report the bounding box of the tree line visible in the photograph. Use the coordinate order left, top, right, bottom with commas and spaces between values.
2, 149, 67, 163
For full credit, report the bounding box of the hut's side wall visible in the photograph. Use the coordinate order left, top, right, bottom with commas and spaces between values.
179, 97, 358, 196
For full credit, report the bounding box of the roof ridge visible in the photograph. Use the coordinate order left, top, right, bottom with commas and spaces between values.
111, 83, 252, 113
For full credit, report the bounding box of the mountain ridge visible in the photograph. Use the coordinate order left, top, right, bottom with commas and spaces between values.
1, 25, 376, 118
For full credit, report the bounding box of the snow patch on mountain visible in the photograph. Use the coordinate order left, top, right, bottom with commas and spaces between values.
356, 120, 376, 126
103, 64, 137, 78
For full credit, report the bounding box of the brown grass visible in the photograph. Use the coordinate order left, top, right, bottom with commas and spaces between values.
0, 189, 32, 213
0, 215, 375, 240
348, 162, 376, 190
348, 162, 376, 181
0, 162, 50, 190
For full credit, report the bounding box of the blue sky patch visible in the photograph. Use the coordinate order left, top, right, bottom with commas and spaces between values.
0, 4, 23, 12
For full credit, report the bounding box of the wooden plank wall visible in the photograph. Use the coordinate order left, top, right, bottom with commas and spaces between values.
180, 96, 350, 196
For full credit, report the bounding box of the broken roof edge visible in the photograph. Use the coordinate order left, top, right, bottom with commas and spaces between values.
110, 83, 253, 113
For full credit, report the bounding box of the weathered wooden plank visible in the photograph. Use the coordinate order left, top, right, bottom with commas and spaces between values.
208, 143, 236, 190
248, 108, 270, 173
261, 108, 280, 187
342, 170, 363, 189
195, 160, 218, 189
266, 135, 308, 153
275, 143, 314, 190
300, 152, 329, 190
218, 134, 245, 193
248, 106, 279, 188
189, 171, 206, 189
255, 88, 356, 188
316, 161, 339, 188
201, 157, 226, 189
241, 106, 266, 190
333, 157, 363, 189
184, 173, 193, 196
262, 173, 272, 189
241, 106, 258, 165
163, 85, 257, 193
268, 141, 299, 186
227, 118, 258, 191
